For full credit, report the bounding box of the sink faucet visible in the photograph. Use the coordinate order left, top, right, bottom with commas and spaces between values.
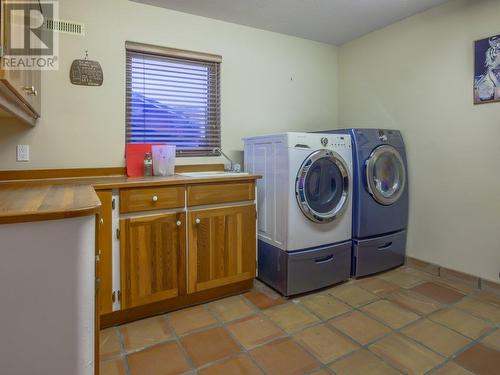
212, 147, 240, 172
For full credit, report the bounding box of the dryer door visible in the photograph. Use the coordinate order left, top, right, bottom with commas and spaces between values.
296, 149, 350, 223
366, 145, 406, 205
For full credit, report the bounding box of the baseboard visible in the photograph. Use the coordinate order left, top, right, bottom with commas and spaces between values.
406, 256, 499, 293
100, 279, 253, 328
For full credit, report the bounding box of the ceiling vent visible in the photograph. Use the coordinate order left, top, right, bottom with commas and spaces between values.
43, 19, 85, 36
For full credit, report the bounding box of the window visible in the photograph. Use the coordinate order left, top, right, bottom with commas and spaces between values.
125, 42, 221, 156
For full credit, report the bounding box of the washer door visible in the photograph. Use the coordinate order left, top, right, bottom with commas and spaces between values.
366, 145, 406, 205
296, 149, 350, 223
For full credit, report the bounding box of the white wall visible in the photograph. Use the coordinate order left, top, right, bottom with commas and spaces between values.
0, 0, 338, 169
338, 0, 500, 282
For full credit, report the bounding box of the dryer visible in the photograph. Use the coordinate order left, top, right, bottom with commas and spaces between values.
321, 128, 409, 277
244, 132, 353, 296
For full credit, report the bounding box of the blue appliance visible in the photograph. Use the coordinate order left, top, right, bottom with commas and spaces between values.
320, 128, 409, 277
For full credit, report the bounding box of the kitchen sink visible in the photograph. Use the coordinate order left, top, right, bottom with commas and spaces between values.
177, 171, 249, 178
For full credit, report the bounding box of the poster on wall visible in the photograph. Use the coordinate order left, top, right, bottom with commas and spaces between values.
474, 34, 500, 104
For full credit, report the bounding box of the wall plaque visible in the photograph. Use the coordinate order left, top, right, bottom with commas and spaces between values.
70, 59, 103, 86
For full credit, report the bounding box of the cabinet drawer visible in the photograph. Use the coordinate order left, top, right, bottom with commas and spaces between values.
120, 186, 185, 213
187, 181, 255, 206
257, 240, 351, 296
353, 230, 406, 277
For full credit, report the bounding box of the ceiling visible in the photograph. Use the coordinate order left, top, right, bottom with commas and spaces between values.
131, 0, 450, 45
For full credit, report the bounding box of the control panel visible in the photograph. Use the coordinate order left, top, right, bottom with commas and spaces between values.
321, 135, 351, 149
287, 132, 352, 150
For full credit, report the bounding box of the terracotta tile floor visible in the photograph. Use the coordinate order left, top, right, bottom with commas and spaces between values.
100, 265, 500, 375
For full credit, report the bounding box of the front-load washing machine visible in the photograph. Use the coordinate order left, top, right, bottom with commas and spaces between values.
320, 128, 409, 277
243, 132, 353, 296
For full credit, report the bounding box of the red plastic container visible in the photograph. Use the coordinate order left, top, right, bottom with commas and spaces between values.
125, 144, 152, 177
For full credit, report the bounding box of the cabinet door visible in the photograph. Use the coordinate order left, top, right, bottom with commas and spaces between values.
0, 0, 24, 103
94, 212, 101, 375
188, 204, 256, 293
96, 190, 113, 315
0, 0, 41, 118
120, 212, 186, 309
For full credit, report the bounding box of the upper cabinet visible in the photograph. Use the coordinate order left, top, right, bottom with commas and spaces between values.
0, 0, 41, 126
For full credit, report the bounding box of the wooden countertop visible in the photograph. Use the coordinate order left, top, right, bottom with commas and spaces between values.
0, 173, 260, 190
0, 172, 261, 224
66, 173, 259, 190
0, 184, 102, 224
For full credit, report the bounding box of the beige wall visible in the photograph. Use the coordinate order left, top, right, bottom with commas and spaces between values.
0, 0, 338, 169
1, 0, 498, 282
338, 0, 500, 282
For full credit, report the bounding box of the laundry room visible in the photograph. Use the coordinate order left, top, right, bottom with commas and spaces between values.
0, 0, 498, 374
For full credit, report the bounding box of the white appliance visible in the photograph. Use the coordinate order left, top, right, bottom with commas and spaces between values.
244, 132, 353, 296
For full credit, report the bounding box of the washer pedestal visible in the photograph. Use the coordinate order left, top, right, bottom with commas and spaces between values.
352, 230, 407, 278
258, 240, 351, 296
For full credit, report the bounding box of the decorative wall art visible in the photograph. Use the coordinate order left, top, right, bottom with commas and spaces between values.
70, 51, 103, 86
474, 34, 500, 104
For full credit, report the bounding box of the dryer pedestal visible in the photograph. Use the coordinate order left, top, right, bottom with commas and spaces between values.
258, 240, 351, 296
352, 230, 407, 278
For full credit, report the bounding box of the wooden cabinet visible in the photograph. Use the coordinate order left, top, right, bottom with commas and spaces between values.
96, 190, 113, 314
188, 204, 256, 293
120, 212, 186, 309
98, 180, 258, 327
0, 0, 41, 125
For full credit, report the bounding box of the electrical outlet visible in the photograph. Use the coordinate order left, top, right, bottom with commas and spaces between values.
16, 145, 29, 162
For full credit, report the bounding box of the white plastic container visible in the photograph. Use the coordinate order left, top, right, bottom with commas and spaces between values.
152, 145, 176, 176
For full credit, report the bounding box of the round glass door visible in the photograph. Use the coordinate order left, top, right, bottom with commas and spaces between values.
296, 149, 350, 223
366, 145, 406, 205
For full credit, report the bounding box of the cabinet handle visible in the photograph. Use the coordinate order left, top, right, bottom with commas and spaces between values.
23, 86, 37, 96
195, 218, 201, 224
176, 220, 182, 226
100, 218, 104, 225
152, 195, 158, 202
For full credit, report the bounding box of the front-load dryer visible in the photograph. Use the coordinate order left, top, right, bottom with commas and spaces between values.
320, 128, 409, 277
243, 132, 353, 295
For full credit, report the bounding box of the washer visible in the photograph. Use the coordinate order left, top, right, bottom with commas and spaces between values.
243, 132, 353, 296
320, 128, 409, 277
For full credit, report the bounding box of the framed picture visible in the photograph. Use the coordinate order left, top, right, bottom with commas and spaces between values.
474, 34, 500, 104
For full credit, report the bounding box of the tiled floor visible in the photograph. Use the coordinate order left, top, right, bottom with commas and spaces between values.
100, 266, 500, 375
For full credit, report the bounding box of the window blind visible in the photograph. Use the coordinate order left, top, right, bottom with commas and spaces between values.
125, 43, 221, 156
